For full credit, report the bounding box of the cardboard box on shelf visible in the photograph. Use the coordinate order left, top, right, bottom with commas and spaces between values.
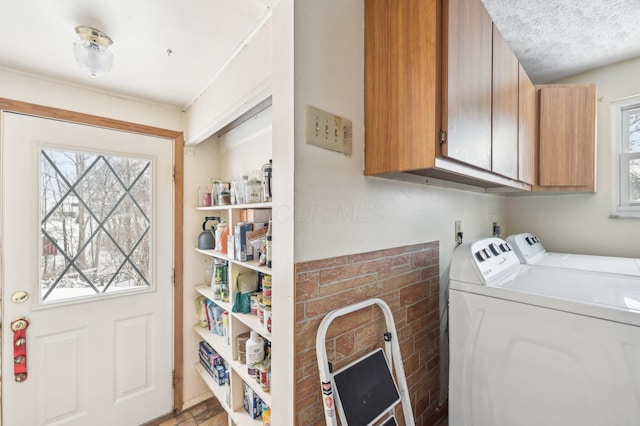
242, 381, 263, 419
234, 222, 254, 261
241, 209, 272, 224
212, 364, 227, 386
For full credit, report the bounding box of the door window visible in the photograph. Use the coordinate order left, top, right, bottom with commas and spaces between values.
40, 148, 152, 303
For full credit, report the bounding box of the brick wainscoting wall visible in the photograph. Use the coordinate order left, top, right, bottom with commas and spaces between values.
294, 242, 444, 425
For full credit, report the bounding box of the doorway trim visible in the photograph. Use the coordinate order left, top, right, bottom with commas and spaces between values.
0, 98, 185, 413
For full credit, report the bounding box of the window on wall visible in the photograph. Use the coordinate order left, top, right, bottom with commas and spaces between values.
611, 95, 640, 218
40, 147, 153, 303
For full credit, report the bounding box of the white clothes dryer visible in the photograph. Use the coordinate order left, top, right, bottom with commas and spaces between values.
506, 232, 640, 276
449, 237, 640, 426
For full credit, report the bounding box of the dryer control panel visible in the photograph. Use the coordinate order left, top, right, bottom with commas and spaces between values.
506, 233, 546, 264
450, 237, 521, 285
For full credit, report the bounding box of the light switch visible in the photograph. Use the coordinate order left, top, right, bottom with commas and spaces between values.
305, 104, 352, 155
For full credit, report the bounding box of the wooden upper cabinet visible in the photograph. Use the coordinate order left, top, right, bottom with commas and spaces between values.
518, 65, 537, 185
491, 25, 519, 179
444, 0, 493, 170
537, 84, 597, 190
363, 0, 530, 190
364, 0, 440, 175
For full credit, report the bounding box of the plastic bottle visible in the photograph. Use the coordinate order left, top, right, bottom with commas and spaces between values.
215, 222, 229, 254
240, 172, 249, 203
210, 178, 221, 206
220, 224, 229, 254
265, 217, 272, 268
245, 331, 264, 380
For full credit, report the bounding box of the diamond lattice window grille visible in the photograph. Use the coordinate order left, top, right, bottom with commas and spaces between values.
40, 148, 152, 303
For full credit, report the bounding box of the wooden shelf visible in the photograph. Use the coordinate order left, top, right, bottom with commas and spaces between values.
195, 325, 270, 406
195, 363, 230, 412
194, 326, 232, 361
196, 202, 272, 211
195, 286, 270, 343
195, 248, 272, 275
234, 312, 271, 342
195, 364, 264, 426
230, 359, 272, 407
195, 285, 232, 313
194, 199, 273, 423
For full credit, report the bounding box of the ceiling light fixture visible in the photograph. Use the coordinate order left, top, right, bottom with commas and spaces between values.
73, 26, 113, 78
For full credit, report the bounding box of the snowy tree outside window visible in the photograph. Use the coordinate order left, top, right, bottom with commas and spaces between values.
611, 96, 640, 217
626, 109, 640, 202
40, 148, 153, 303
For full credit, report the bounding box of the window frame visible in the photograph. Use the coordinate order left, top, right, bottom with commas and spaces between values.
39, 146, 155, 305
610, 95, 640, 218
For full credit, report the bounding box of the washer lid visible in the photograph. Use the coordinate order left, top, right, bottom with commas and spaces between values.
531, 253, 640, 277
506, 232, 640, 277
497, 266, 640, 313
451, 265, 640, 327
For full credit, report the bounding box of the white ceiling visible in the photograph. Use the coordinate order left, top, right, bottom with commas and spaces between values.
0, 1, 639, 109
0, 0, 273, 109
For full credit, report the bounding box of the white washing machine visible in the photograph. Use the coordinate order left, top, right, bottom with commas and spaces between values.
506, 232, 640, 276
449, 237, 640, 426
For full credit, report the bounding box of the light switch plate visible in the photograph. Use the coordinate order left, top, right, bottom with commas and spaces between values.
305, 104, 352, 155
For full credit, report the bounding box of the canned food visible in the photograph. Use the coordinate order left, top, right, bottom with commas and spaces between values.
260, 358, 271, 391
212, 259, 228, 285
262, 295, 272, 307
263, 306, 272, 336
250, 294, 260, 315
237, 332, 250, 364
262, 274, 272, 288
221, 283, 229, 302
212, 283, 222, 300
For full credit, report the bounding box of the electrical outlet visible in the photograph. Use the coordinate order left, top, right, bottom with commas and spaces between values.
455, 220, 462, 242
492, 221, 501, 238
305, 104, 353, 155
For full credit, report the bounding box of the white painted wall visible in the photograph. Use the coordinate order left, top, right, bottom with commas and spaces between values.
218, 106, 273, 182
182, 19, 273, 145
292, 0, 508, 406
0, 68, 182, 130
293, 0, 507, 262
182, 140, 221, 407
269, 1, 296, 424
507, 57, 640, 258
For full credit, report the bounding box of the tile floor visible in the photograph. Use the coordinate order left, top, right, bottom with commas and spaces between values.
434, 416, 449, 426
144, 398, 227, 426
144, 397, 447, 426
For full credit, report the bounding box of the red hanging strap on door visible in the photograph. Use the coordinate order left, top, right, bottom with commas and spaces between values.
11, 317, 29, 382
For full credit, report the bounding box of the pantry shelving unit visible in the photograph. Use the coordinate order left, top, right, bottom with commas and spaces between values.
194, 201, 272, 426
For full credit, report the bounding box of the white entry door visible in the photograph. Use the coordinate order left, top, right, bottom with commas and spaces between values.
1, 112, 174, 426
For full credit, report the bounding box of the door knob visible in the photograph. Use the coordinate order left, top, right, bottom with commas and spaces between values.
11, 291, 29, 304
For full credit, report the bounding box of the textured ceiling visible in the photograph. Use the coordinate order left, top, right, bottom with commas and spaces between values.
483, 0, 640, 83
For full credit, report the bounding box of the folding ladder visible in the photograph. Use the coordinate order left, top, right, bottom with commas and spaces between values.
315, 298, 415, 426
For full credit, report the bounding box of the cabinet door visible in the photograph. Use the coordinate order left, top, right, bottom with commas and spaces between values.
518, 65, 537, 185
444, 0, 493, 170
491, 25, 519, 179
538, 84, 596, 188
364, 0, 439, 175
